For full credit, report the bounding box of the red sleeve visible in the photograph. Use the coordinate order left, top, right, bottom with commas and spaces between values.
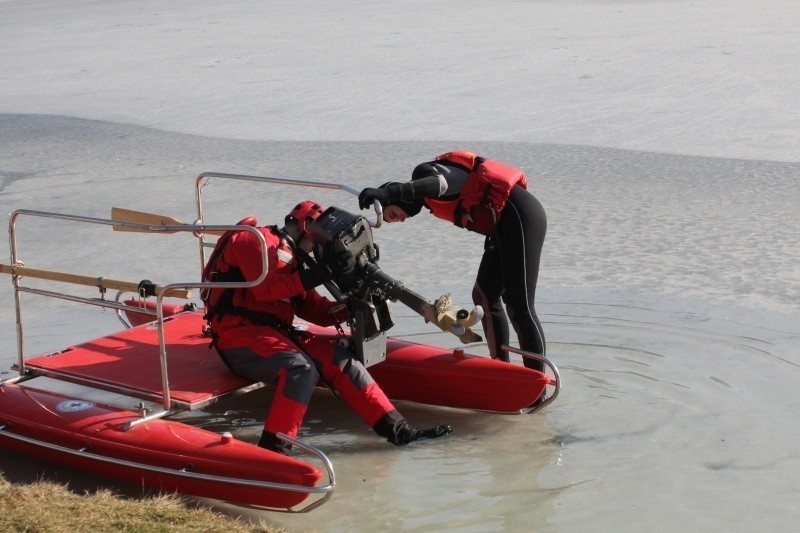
295, 290, 341, 326
224, 227, 307, 302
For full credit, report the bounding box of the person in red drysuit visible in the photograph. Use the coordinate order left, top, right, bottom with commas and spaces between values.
204, 200, 451, 454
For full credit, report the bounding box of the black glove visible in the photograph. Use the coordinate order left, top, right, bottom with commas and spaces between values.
299, 261, 334, 289
372, 412, 453, 445
416, 425, 453, 441
392, 422, 453, 445
358, 187, 388, 210
359, 183, 404, 210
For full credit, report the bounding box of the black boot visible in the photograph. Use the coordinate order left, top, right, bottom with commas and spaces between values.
523, 355, 545, 372
393, 422, 453, 445
258, 430, 292, 455
372, 410, 453, 446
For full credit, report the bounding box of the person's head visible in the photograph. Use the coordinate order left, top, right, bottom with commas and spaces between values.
284, 200, 325, 250
383, 204, 411, 223
376, 182, 423, 223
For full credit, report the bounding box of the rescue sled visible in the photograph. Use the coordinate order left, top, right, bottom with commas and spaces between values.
0, 173, 560, 512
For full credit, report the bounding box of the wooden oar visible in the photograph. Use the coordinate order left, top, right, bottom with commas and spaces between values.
111, 207, 225, 236
0, 263, 191, 299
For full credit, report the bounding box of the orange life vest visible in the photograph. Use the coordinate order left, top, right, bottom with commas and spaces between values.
423, 150, 527, 235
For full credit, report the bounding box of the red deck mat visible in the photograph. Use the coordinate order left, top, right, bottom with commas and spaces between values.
24, 312, 251, 406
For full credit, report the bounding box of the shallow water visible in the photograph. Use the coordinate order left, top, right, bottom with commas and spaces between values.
2, 117, 799, 531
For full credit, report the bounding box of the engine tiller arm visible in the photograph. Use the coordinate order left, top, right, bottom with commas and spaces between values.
363, 265, 483, 343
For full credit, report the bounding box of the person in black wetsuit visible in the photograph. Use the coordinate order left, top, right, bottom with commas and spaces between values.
358, 150, 547, 372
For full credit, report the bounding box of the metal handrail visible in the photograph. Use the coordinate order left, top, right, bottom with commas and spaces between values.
192, 172, 382, 273
501, 344, 562, 413
5, 210, 269, 412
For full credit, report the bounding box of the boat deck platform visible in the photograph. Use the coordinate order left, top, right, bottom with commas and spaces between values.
22, 312, 258, 410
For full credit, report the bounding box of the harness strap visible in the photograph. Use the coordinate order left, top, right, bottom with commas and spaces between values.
451, 156, 490, 228
204, 225, 312, 345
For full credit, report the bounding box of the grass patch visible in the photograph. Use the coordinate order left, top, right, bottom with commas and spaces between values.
0, 474, 285, 532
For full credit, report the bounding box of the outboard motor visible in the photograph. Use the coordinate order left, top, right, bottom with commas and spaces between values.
306, 207, 398, 366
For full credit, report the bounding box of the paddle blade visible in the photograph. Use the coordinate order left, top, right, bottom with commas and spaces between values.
111, 207, 186, 233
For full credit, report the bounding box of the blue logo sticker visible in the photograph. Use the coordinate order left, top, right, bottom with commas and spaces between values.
56, 400, 96, 412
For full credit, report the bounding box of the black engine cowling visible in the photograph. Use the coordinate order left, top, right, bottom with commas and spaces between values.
306, 206, 396, 366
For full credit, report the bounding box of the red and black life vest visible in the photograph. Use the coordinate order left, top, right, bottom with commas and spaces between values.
201, 218, 300, 330
200, 216, 259, 323
424, 150, 528, 235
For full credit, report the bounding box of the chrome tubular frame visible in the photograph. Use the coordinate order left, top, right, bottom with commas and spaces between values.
0, 424, 334, 513
193, 171, 382, 273
501, 344, 562, 413
4, 209, 268, 415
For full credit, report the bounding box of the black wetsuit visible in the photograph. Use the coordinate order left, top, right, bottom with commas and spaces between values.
395, 161, 547, 370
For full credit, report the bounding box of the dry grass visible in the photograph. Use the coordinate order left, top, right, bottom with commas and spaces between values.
0, 475, 286, 533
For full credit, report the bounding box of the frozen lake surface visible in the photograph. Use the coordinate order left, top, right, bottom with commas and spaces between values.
2, 1, 799, 531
